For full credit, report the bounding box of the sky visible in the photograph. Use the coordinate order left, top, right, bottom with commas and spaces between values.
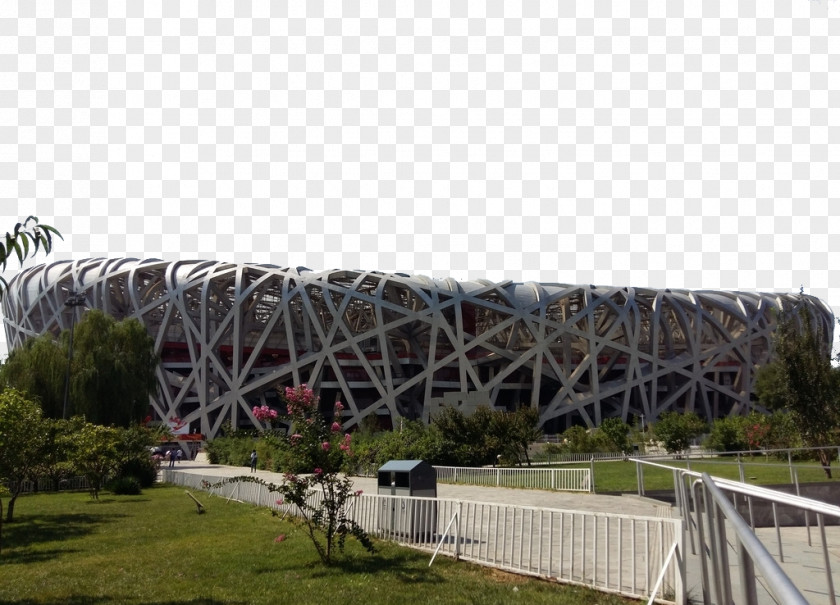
2, 2, 839, 357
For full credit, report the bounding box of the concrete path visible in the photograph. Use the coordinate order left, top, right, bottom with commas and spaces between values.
166, 458, 840, 604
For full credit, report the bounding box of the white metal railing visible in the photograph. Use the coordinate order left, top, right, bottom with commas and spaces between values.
632, 458, 840, 605
434, 465, 591, 492
9, 476, 91, 493
162, 469, 683, 604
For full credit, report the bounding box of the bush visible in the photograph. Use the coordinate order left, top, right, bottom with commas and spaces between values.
117, 457, 158, 488
108, 476, 142, 495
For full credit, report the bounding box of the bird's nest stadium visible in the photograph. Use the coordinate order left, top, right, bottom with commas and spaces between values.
2, 258, 834, 440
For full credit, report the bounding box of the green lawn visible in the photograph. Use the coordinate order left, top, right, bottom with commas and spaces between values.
0, 486, 638, 605
586, 458, 838, 493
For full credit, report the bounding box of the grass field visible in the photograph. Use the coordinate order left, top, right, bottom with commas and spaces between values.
585, 458, 838, 493
0, 486, 639, 605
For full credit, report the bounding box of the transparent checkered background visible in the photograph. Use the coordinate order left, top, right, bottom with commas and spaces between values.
2, 2, 839, 356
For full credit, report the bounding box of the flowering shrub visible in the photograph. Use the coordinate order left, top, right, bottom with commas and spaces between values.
271, 384, 373, 564
253, 404, 279, 430
745, 420, 770, 451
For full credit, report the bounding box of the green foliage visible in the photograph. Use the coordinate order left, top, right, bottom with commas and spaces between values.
0, 388, 47, 522
34, 417, 81, 491
704, 415, 749, 453
0, 310, 159, 426
765, 410, 804, 453
70, 310, 160, 426
652, 411, 707, 455
350, 420, 445, 472
0, 216, 62, 300
598, 418, 632, 454
557, 425, 595, 454
756, 307, 840, 475
70, 422, 122, 499
432, 405, 491, 466
111, 424, 160, 488
0, 334, 66, 418
491, 406, 543, 466
107, 475, 142, 495
432, 404, 543, 466
205, 433, 261, 467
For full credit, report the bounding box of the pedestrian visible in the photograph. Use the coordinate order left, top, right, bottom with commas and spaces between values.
250, 449, 258, 472
168, 449, 176, 468
176, 448, 183, 463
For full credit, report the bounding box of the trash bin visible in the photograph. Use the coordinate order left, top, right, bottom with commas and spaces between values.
377, 460, 437, 542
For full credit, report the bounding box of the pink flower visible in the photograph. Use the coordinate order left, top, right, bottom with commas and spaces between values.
276, 498, 284, 506
314, 467, 322, 476
321, 441, 331, 451
331, 422, 341, 432
284, 472, 298, 483
274, 534, 286, 542
344, 433, 352, 443
290, 433, 302, 443
334, 401, 344, 411
339, 444, 349, 452
354, 490, 363, 496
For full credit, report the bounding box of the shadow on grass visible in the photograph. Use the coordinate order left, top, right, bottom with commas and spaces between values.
0, 598, 244, 605
259, 548, 444, 586
2, 511, 127, 564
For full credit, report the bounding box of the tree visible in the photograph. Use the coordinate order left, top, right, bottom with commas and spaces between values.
0, 389, 47, 523
69, 310, 159, 426
491, 407, 542, 466
652, 411, 707, 456
0, 334, 66, 418
0, 216, 62, 300
755, 306, 840, 477
432, 406, 489, 466
70, 421, 122, 499
33, 417, 81, 491
704, 416, 748, 453
599, 417, 632, 455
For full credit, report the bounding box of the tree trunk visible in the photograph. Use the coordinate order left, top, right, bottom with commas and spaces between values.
5, 493, 16, 523
818, 449, 833, 479
1, 498, 4, 556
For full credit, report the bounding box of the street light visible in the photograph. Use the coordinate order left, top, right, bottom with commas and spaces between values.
62, 290, 86, 419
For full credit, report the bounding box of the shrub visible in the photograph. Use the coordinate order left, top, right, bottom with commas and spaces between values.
116, 457, 158, 488
108, 476, 142, 495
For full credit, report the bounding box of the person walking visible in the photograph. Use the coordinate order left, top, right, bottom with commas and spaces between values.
168, 449, 176, 468
250, 449, 258, 472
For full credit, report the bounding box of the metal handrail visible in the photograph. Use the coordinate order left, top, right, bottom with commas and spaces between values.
699, 473, 808, 605
632, 457, 840, 604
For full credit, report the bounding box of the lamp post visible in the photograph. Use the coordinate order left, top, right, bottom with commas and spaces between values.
62, 290, 86, 420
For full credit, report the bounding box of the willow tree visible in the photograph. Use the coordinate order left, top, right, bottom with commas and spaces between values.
69, 310, 159, 427
755, 306, 839, 477
0, 334, 66, 418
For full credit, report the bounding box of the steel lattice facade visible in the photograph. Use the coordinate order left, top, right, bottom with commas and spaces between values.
2, 258, 834, 440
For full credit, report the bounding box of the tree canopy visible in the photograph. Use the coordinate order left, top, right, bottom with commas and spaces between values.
755, 306, 839, 476
0, 389, 47, 522
652, 411, 707, 455
0, 310, 159, 426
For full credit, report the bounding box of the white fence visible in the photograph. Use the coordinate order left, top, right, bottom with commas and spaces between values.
434, 465, 591, 492
162, 470, 683, 604
9, 476, 91, 494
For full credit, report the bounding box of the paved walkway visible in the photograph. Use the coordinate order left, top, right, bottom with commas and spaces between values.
166, 458, 840, 604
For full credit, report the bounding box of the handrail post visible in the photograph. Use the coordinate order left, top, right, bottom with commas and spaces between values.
589, 457, 595, 493
818, 513, 836, 605
788, 450, 794, 484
